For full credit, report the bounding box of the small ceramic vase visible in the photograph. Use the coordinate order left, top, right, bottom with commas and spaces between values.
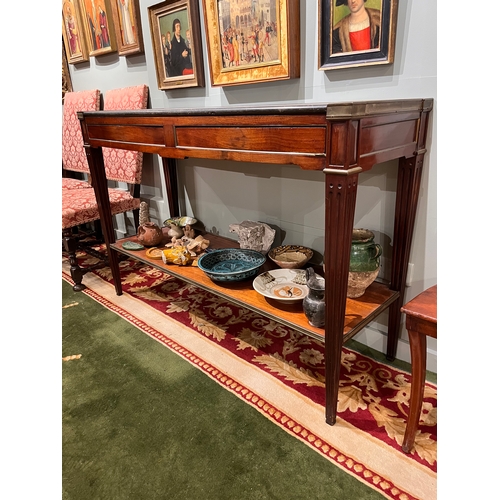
137, 222, 163, 247
167, 223, 184, 239
347, 229, 382, 298
303, 267, 326, 328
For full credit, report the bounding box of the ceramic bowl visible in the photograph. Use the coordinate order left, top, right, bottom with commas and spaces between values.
197, 248, 266, 282
163, 216, 197, 228
268, 245, 313, 269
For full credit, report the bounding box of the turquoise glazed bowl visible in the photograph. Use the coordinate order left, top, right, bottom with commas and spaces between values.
197, 249, 266, 282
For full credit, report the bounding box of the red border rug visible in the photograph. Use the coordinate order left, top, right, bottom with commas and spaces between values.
63, 252, 437, 500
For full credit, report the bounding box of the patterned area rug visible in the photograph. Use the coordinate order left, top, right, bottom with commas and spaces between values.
62, 251, 437, 500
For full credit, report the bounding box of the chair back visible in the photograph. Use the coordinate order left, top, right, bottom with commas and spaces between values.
102, 85, 149, 185
62, 90, 101, 174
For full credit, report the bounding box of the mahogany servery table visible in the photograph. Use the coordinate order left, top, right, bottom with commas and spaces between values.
78, 99, 433, 425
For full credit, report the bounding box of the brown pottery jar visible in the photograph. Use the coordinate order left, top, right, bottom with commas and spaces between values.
137, 222, 163, 247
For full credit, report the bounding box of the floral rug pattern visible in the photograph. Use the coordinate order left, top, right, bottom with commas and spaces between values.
69, 252, 437, 472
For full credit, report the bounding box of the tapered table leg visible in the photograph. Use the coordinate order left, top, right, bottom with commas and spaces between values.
387, 154, 426, 361
84, 145, 122, 296
162, 157, 180, 218
323, 168, 360, 425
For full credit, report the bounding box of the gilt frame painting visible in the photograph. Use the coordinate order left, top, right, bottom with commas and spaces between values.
78, 0, 117, 56
109, 0, 144, 55
318, 0, 398, 71
201, 0, 300, 87
62, 0, 89, 64
62, 40, 73, 102
148, 0, 205, 90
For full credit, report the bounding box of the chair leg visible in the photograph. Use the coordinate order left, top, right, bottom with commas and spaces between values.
402, 330, 427, 453
63, 231, 86, 292
133, 207, 140, 230
93, 219, 103, 241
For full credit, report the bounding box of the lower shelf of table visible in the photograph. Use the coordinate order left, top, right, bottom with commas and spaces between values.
111, 231, 399, 343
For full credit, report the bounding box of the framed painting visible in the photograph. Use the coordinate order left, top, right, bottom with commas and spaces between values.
62, 0, 89, 64
201, 0, 300, 87
318, 0, 398, 71
148, 0, 205, 90
78, 0, 117, 56
62, 40, 73, 102
109, 0, 144, 55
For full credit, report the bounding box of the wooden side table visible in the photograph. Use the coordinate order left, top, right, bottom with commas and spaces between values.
400, 285, 437, 453
78, 100, 433, 426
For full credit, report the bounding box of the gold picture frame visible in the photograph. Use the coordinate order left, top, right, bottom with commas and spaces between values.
78, 0, 117, 57
148, 0, 205, 91
62, 0, 89, 64
202, 0, 300, 87
62, 39, 73, 103
318, 0, 398, 70
109, 0, 144, 55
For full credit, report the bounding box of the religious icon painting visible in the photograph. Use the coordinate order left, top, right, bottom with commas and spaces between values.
78, 0, 118, 57
62, 0, 89, 64
62, 39, 73, 102
319, 0, 398, 70
109, 0, 144, 55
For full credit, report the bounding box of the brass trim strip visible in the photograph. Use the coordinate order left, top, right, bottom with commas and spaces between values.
326, 99, 433, 119
323, 167, 363, 175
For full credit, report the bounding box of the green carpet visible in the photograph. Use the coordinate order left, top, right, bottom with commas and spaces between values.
62, 279, 386, 499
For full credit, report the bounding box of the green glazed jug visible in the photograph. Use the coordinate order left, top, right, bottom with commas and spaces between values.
347, 229, 382, 298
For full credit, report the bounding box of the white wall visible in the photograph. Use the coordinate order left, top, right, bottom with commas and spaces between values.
67, 0, 437, 372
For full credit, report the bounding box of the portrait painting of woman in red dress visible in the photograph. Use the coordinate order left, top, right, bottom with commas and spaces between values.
332, 0, 381, 55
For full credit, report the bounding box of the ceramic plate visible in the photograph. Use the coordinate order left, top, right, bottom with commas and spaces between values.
253, 269, 316, 303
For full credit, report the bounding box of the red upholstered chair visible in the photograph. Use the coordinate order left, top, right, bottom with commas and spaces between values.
62, 85, 149, 291
62, 89, 101, 189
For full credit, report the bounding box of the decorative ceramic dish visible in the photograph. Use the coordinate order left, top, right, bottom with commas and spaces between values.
197, 248, 266, 282
145, 247, 164, 260
122, 241, 145, 251
253, 269, 320, 304
268, 245, 314, 269
163, 216, 197, 228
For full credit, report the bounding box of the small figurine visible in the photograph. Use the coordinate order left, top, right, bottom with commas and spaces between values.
165, 234, 210, 256
161, 247, 193, 266
183, 224, 196, 239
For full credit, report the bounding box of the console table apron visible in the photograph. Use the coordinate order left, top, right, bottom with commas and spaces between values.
79, 99, 433, 425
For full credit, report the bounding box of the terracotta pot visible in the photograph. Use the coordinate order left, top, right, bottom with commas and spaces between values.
137, 222, 163, 247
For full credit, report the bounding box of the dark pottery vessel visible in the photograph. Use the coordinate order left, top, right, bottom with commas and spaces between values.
303, 267, 326, 328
